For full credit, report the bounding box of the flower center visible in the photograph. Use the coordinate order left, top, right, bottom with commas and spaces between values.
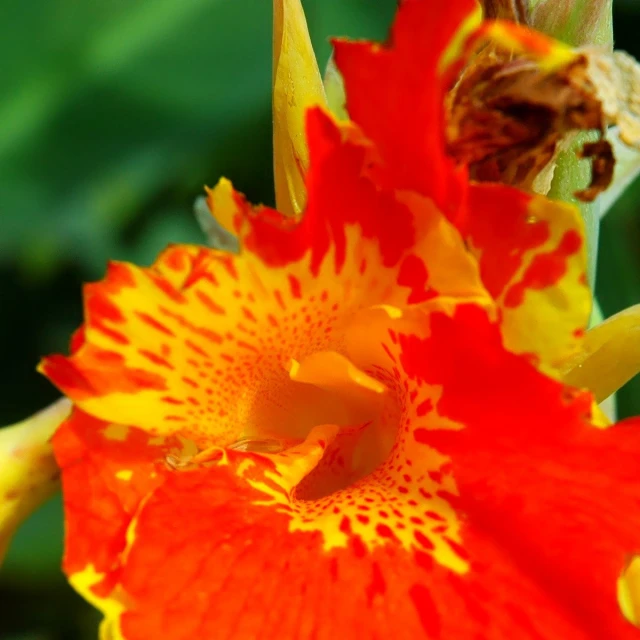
224, 350, 402, 501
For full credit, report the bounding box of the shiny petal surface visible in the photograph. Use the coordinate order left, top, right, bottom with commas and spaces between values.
272, 0, 326, 215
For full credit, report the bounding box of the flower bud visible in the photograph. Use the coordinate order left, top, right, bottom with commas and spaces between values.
531, 0, 613, 49
272, 0, 326, 216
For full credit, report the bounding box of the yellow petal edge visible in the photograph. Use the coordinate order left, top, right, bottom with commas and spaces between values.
273, 0, 327, 216
0, 398, 71, 563
561, 304, 640, 403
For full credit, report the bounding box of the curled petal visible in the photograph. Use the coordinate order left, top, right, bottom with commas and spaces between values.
0, 398, 71, 563
561, 304, 640, 402
273, 0, 326, 215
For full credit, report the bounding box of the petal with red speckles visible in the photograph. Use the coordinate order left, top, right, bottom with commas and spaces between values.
41, 109, 487, 449
466, 184, 591, 371
54, 302, 640, 639
39, 0, 640, 636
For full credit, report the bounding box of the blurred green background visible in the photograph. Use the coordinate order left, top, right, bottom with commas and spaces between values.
0, 0, 638, 638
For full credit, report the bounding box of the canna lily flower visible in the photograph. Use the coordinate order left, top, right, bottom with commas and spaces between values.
22, 0, 640, 637
0, 0, 329, 567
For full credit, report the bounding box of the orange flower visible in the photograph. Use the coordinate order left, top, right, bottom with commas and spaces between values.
27, 0, 640, 637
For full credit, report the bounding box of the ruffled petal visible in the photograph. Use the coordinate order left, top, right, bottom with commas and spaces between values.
41, 109, 487, 448
54, 301, 640, 639
332, 0, 479, 219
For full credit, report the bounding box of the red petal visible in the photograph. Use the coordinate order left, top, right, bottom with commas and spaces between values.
333, 0, 478, 219
401, 303, 640, 637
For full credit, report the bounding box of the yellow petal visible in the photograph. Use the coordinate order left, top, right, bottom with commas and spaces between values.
273, 0, 326, 216
618, 555, 640, 628
0, 398, 71, 563
561, 304, 640, 403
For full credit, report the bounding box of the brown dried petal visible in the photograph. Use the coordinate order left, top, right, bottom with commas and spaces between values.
447, 49, 608, 197
479, 0, 529, 23
575, 139, 615, 202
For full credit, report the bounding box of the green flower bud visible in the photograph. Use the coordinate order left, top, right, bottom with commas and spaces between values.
530, 0, 613, 49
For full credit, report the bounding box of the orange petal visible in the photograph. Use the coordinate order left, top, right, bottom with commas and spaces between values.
272, 0, 326, 216
0, 398, 71, 563
53, 410, 196, 599
54, 302, 640, 638
561, 304, 640, 402
398, 303, 640, 638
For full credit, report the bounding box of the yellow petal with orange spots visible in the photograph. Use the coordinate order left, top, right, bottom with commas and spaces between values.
560, 304, 640, 402
273, 0, 326, 216
466, 185, 591, 373
0, 398, 71, 563
41, 1, 640, 637
41, 109, 491, 454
